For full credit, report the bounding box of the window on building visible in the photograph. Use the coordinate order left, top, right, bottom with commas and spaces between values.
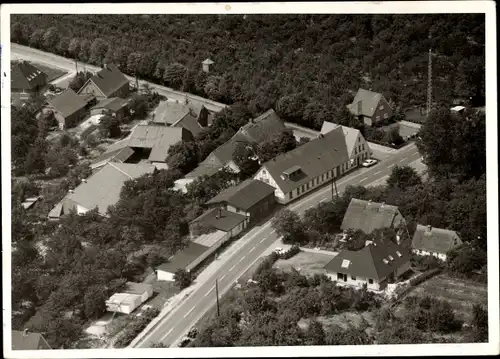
384, 113, 389, 119
376, 116, 380, 121
289, 191, 294, 199
368, 279, 373, 284
264, 178, 269, 184
302, 185, 305, 192
351, 275, 356, 280
362, 144, 365, 151
263, 169, 267, 175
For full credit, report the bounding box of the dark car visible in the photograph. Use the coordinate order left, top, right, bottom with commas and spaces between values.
178, 337, 191, 347
187, 327, 198, 339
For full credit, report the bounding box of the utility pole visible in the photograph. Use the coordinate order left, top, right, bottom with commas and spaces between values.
75, 59, 78, 74
331, 170, 339, 201
215, 279, 220, 317
426, 32, 433, 118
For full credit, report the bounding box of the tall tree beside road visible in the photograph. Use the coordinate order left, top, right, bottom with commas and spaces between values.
42, 27, 60, 50
78, 39, 91, 62
89, 38, 109, 66
68, 37, 81, 58
416, 108, 485, 181
164, 63, 187, 90
271, 209, 308, 244
386, 165, 422, 190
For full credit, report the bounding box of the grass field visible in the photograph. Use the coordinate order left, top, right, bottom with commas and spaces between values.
32, 62, 68, 82
274, 250, 335, 277
400, 274, 488, 322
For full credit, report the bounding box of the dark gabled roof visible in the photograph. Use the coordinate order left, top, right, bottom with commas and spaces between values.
121, 281, 153, 295
12, 330, 51, 350
347, 88, 389, 117
324, 239, 410, 281
11, 60, 48, 91
412, 224, 463, 254
238, 109, 286, 143
46, 88, 87, 118
91, 97, 128, 112
260, 127, 349, 194
83, 64, 129, 97
185, 161, 224, 179
191, 208, 247, 232
205, 179, 275, 210
172, 113, 204, 137
156, 242, 210, 273
341, 199, 402, 234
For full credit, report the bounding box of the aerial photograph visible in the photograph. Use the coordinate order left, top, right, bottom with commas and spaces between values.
3, 3, 496, 356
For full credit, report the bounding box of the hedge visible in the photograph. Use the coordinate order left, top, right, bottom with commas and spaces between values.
114, 308, 160, 348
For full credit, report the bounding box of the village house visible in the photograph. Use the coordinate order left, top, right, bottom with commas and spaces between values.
152, 100, 213, 136
48, 162, 155, 220
174, 109, 286, 191
90, 97, 129, 121
77, 63, 129, 101
411, 224, 463, 262
157, 208, 248, 282
93, 124, 193, 170
12, 329, 52, 350
347, 88, 393, 127
253, 126, 350, 204
205, 179, 277, 223
324, 239, 411, 291
341, 199, 406, 236
321, 121, 373, 169
11, 60, 48, 105
44, 88, 88, 129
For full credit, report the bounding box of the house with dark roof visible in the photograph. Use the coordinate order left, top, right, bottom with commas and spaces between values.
152, 100, 213, 136
347, 88, 393, 127
175, 109, 286, 191
12, 329, 51, 350
321, 121, 373, 168
191, 207, 248, 238
90, 97, 129, 121
411, 224, 463, 261
205, 179, 276, 223
45, 88, 88, 129
156, 242, 211, 281
324, 239, 411, 291
90, 146, 135, 171
253, 127, 350, 204
48, 162, 155, 219
77, 63, 129, 101
11, 60, 48, 97
341, 199, 406, 235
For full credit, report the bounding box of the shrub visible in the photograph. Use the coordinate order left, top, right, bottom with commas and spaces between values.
113, 308, 160, 348
279, 245, 301, 260
174, 268, 192, 290
409, 268, 442, 287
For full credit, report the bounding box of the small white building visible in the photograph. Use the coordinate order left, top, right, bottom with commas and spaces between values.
105, 282, 153, 314
411, 224, 463, 262
202, 58, 214, 73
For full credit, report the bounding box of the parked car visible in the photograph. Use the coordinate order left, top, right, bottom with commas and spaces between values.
178, 337, 191, 347
362, 159, 378, 167
187, 327, 198, 339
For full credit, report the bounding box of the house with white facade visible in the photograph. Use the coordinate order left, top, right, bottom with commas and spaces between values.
324, 239, 411, 291
253, 126, 350, 204
321, 121, 373, 169
105, 282, 154, 315
411, 224, 463, 261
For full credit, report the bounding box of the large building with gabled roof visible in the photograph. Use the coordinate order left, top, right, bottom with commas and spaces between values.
324, 239, 411, 291
347, 88, 393, 127
411, 224, 463, 261
77, 63, 129, 101
253, 126, 350, 204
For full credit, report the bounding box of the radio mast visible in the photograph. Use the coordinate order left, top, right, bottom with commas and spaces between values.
426, 33, 433, 118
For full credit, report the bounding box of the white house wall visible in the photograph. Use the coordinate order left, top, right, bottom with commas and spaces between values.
254, 167, 286, 202
157, 270, 175, 282
326, 272, 383, 291
412, 248, 447, 262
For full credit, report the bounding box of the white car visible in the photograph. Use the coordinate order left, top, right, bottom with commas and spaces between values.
362, 159, 378, 167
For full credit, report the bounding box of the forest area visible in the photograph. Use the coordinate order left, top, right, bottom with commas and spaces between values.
10, 14, 487, 348
11, 14, 485, 128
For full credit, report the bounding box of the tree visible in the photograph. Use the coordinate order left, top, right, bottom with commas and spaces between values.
471, 304, 488, 342
127, 52, 143, 75
302, 320, 326, 345
43, 27, 60, 50
275, 93, 307, 122
89, 38, 109, 65
78, 39, 91, 62
29, 29, 45, 48
166, 141, 199, 174
83, 285, 107, 319
164, 63, 187, 89
127, 93, 149, 119
232, 141, 260, 179
271, 209, 307, 244
68, 71, 93, 92
386, 165, 422, 190
68, 38, 81, 58
99, 115, 122, 138
11, 22, 25, 44
325, 325, 372, 345
303, 199, 346, 234
174, 268, 192, 289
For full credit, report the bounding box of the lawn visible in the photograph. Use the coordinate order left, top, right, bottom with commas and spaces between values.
398, 274, 488, 322
32, 62, 68, 82
274, 250, 336, 277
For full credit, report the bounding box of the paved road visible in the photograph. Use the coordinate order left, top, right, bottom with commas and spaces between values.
10, 43, 227, 113
134, 143, 422, 348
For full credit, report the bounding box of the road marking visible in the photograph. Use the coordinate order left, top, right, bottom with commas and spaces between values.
388, 164, 395, 168
204, 286, 215, 297
183, 307, 195, 318
160, 328, 174, 341
374, 170, 381, 175
260, 237, 266, 243
229, 264, 236, 271
399, 157, 408, 162
361, 177, 369, 181
239, 256, 245, 262
220, 275, 226, 280
270, 229, 276, 234
250, 245, 256, 252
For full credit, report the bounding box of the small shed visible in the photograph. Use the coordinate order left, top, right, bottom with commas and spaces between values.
202, 58, 214, 73
105, 293, 143, 314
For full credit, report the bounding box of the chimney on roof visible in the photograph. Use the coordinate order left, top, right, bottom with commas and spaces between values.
23, 329, 29, 337
427, 225, 432, 232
